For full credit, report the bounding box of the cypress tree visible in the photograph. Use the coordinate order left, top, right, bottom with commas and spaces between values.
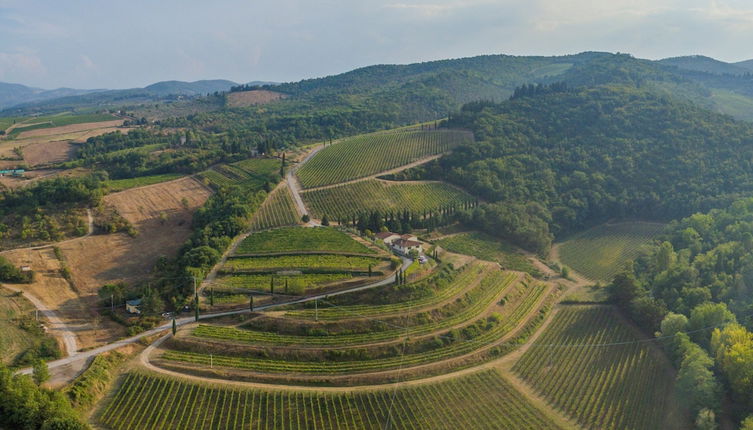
172, 318, 177, 336
270, 277, 275, 295
250, 295, 254, 311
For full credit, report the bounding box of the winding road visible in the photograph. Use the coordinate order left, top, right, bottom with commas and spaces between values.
17, 256, 411, 376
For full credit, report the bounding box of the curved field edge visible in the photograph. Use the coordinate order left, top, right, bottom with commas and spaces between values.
555, 222, 665, 281
296, 129, 473, 189
93, 368, 562, 430
511, 305, 689, 430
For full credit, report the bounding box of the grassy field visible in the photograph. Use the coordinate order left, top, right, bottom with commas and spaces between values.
223, 255, 385, 272
97, 370, 559, 430
435, 232, 540, 276
199, 158, 281, 191
556, 222, 665, 281
301, 180, 473, 221
512, 306, 685, 430
249, 184, 300, 231
296, 130, 472, 188
235, 227, 374, 255
0, 287, 58, 365
106, 173, 185, 192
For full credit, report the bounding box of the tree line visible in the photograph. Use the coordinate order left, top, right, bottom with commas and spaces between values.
611, 198, 753, 428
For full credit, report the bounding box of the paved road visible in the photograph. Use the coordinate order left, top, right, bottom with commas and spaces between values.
18, 256, 411, 376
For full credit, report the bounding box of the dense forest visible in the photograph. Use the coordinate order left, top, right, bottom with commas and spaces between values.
421, 84, 753, 252
610, 199, 753, 426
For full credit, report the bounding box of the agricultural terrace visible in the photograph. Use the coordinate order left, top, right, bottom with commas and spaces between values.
222, 255, 388, 273
199, 157, 280, 191
435, 231, 540, 276
234, 227, 375, 255
296, 130, 473, 188
212, 273, 353, 295
97, 370, 559, 430
249, 183, 300, 231
512, 306, 685, 430
154, 262, 562, 384
301, 180, 473, 221
556, 222, 665, 281
106, 173, 185, 192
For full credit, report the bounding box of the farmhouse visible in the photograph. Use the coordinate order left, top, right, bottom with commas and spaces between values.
126, 298, 142, 314
392, 238, 423, 256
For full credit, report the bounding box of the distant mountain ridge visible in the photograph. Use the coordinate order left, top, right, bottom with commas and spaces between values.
658, 55, 752, 75
0, 82, 101, 110
0, 79, 241, 111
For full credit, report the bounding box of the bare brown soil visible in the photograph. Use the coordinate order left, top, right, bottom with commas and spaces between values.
0, 247, 125, 352
59, 177, 213, 293
226, 90, 285, 108
23, 140, 76, 166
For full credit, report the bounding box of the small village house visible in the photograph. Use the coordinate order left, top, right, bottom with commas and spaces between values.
392, 238, 423, 256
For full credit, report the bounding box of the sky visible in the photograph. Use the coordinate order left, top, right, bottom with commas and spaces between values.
1, 0, 753, 89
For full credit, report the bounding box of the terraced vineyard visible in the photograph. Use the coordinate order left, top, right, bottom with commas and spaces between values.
157, 262, 560, 379
302, 179, 474, 221
213, 273, 352, 294
235, 227, 374, 255
249, 184, 300, 231
512, 306, 683, 430
557, 222, 665, 281
98, 370, 559, 430
199, 157, 281, 191
296, 130, 473, 188
223, 254, 387, 272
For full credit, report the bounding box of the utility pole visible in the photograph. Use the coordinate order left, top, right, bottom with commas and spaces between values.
315, 299, 318, 322
111, 294, 114, 312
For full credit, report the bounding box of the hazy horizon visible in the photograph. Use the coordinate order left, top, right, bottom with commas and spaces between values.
2, 0, 753, 89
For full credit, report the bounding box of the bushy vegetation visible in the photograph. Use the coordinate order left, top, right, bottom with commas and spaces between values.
98, 370, 557, 430
0, 363, 87, 429
513, 306, 683, 430
557, 222, 665, 281
235, 227, 374, 255
296, 130, 472, 188
66, 351, 127, 411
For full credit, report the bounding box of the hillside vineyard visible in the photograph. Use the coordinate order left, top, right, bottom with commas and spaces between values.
10, 49, 753, 430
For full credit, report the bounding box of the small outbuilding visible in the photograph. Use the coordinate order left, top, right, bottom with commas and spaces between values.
375, 231, 401, 245
126, 298, 142, 314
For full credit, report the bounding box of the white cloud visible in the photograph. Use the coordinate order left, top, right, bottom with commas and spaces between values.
0, 49, 46, 82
